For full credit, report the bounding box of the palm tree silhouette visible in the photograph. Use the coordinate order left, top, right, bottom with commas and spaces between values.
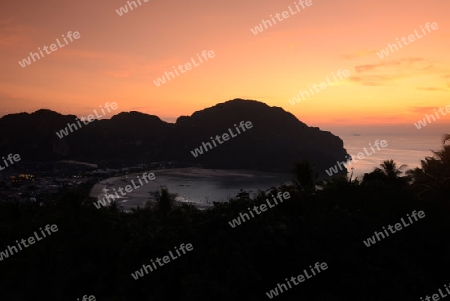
407, 134, 450, 200
378, 159, 407, 180
363, 159, 409, 186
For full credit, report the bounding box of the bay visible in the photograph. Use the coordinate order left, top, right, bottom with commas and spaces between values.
90, 168, 292, 211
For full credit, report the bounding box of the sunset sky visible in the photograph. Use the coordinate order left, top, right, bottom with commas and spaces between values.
1, 0, 449, 130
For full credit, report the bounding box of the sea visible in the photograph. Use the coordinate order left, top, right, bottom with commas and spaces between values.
90, 130, 446, 209
338, 133, 442, 179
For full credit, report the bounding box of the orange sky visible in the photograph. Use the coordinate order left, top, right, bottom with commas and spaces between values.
1, 0, 449, 129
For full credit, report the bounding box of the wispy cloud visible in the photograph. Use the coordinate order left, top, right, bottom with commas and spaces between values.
355, 58, 426, 73
348, 75, 392, 86
349, 58, 438, 86
408, 106, 442, 114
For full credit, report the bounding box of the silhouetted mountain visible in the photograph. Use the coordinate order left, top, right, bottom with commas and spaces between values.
0, 99, 348, 175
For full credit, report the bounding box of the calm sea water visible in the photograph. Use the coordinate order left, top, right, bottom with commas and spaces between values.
340, 134, 443, 178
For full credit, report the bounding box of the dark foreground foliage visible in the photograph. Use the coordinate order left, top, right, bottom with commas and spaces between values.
0, 137, 449, 301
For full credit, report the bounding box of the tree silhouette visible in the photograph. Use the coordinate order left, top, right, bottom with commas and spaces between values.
380, 159, 406, 178
363, 159, 409, 186
407, 134, 450, 200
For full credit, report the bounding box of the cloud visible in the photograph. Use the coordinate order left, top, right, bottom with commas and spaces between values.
408, 106, 440, 114
349, 58, 438, 86
355, 58, 426, 73
348, 74, 397, 86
